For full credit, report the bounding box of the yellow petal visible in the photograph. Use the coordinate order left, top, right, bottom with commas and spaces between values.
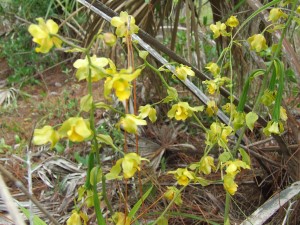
46, 19, 59, 34
28, 24, 47, 39
111, 17, 124, 28
33, 125, 59, 148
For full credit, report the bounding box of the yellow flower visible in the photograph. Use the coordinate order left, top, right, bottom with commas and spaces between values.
206, 100, 218, 117
103, 32, 117, 46
224, 160, 250, 176
247, 34, 268, 52
106, 153, 149, 179
118, 114, 147, 134
112, 212, 131, 225
138, 104, 157, 123
260, 89, 275, 106
268, 121, 280, 134
226, 16, 239, 28
280, 106, 287, 121
104, 68, 142, 101
205, 62, 220, 76
33, 125, 59, 148
175, 64, 195, 80
168, 168, 195, 186
28, 18, 62, 53
73, 55, 109, 82
222, 103, 236, 114
297, 6, 300, 14
167, 102, 204, 121
203, 80, 218, 95
206, 122, 233, 148
223, 174, 238, 195
199, 156, 216, 175
268, 8, 287, 23
164, 186, 183, 206
210, 21, 227, 38
122, 153, 148, 178
66, 211, 82, 225
58, 117, 92, 142
111, 11, 139, 37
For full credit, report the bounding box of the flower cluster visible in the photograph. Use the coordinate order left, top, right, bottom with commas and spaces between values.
223, 159, 250, 195
209, 15, 239, 39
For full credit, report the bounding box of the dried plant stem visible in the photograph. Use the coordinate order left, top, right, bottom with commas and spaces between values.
0, 164, 60, 225
0, 172, 26, 225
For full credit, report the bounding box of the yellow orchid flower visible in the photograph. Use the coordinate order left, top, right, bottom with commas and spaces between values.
111, 11, 139, 37
203, 80, 218, 95
222, 103, 236, 114
28, 18, 62, 53
58, 117, 92, 142
164, 186, 183, 206
260, 89, 276, 106
247, 34, 268, 52
168, 168, 195, 186
138, 104, 157, 123
205, 62, 220, 77
167, 102, 204, 121
118, 114, 147, 134
104, 68, 142, 101
66, 211, 82, 225
175, 64, 195, 80
199, 156, 216, 175
268, 8, 287, 23
210, 21, 227, 38
224, 160, 250, 176
112, 212, 131, 225
206, 122, 233, 148
223, 174, 238, 195
280, 106, 287, 121
106, 153, 149, 179
206, 100, 218, 117
33, 125, 59, 148
226, 16, 239, 28
73, 55, 109, 82
122, 153, 149, 178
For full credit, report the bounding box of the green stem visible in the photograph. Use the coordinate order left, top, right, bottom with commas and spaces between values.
102, 174, 113, 214
224, 192, 231, 225
52, 34, 85, 51
93, 167, 106, 225
144, 60, 170, 88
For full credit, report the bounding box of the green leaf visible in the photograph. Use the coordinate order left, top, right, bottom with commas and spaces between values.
219, 152, 231, 163
94, 102, 111, 110
163, 87, 178, 103
245, 112, 258, 131
97, 134, 114, 147
80, 94, 93, 112
239, 148, 251, 166
128, 185, 153, 219
90, 167, 102, 186
19, 206, 47, 225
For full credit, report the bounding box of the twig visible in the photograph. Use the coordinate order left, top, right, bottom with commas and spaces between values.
0, 164, 60, 225
0, 172, 26, 225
